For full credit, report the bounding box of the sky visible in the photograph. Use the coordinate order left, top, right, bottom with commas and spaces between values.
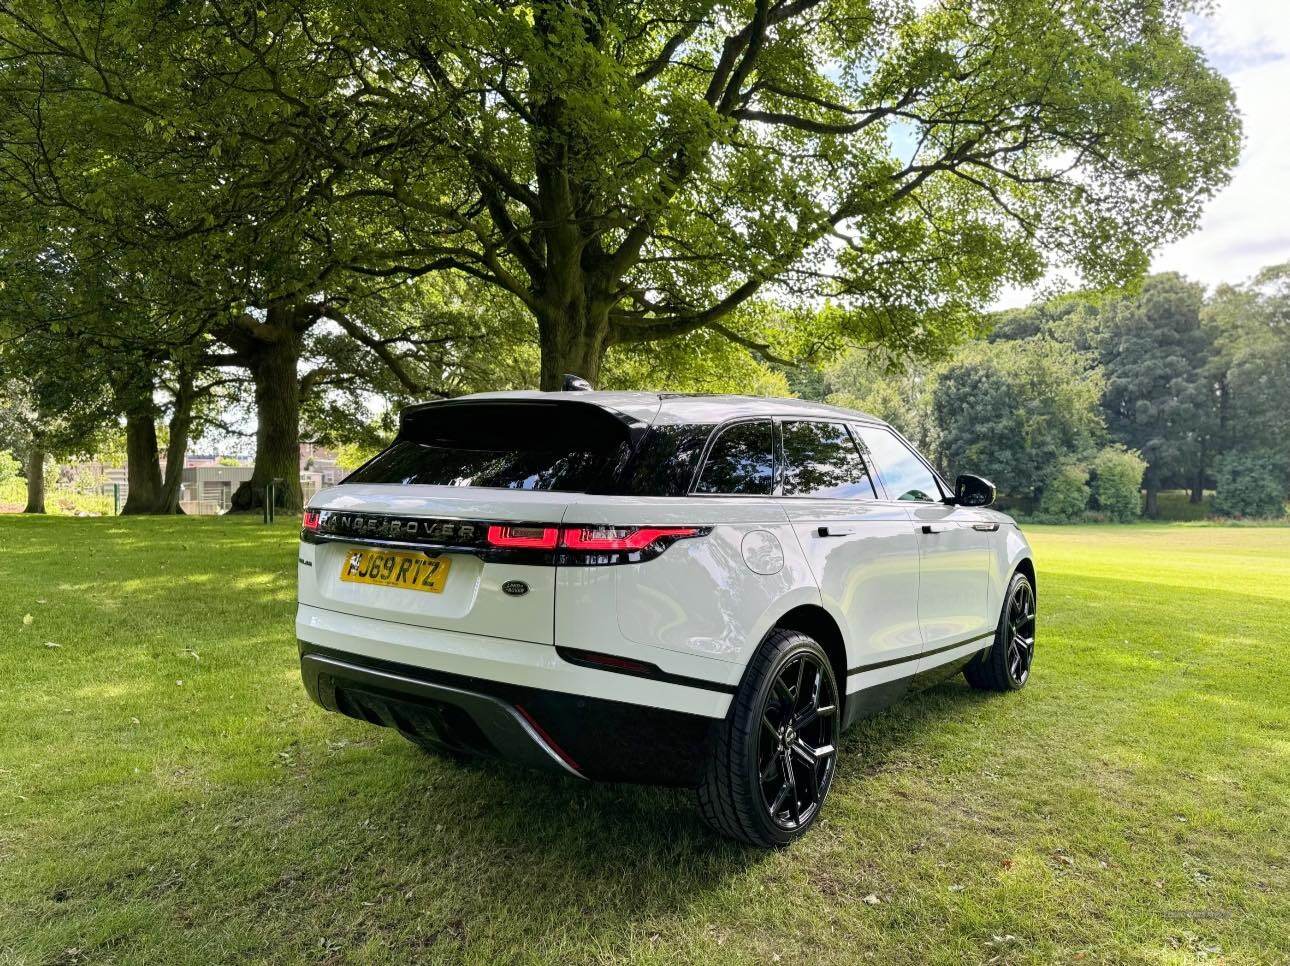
1150, 0, 1290, 289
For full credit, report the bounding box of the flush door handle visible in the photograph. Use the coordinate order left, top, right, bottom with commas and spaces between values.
817, 526, 853, 537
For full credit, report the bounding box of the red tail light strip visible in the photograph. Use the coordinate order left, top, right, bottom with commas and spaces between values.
484, 524, 705, 553
559, 526, 702, 551
485, 525, 560, 549
302, 510, 708, 564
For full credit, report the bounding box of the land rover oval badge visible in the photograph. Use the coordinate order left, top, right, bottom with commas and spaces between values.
502, 580, 529, 597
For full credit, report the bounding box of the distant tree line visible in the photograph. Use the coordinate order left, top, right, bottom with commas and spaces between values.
820, 267, 1290, 520
0, 0, 1239, 514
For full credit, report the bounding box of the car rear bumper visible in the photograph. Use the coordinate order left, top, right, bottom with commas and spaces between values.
300, 643, 718, 786
296, 602, 736, 718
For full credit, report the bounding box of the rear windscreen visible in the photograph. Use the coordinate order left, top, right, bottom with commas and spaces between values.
345, 401, 634, 492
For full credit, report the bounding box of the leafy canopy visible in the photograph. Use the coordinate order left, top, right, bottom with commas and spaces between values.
930, 338, 1105, 499
0, 0, 1241, 387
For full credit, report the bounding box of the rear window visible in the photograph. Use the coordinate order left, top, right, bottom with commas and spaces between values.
694, 419, 775, 495
345, 401, 633, 492
619, 423, 715, 497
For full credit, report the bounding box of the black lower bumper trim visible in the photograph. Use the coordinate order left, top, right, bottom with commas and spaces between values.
302, 651, 584, 777
299, 643, 717, 787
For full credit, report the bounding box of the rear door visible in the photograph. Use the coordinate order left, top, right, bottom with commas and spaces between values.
298, 400, 641, 645
852, 425, 991, 653
775, 420, 923, 684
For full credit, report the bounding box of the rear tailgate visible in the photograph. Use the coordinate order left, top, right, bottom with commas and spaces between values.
297, 397, 650, 646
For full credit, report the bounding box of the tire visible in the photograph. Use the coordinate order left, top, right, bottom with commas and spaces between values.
697, 629, 841, 847
965, 570, 1036, 692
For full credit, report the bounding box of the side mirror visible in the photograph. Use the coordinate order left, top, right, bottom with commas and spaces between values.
955, 473, 996, 508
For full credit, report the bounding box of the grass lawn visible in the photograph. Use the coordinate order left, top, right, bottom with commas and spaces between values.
0, 517, 1286, 964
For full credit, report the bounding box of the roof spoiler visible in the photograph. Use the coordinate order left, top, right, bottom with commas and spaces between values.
397, 397, 650, 449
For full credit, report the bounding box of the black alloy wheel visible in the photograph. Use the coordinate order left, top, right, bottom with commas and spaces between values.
757, 652, 839, 831
698, 629, 842, 847
965, 570, 1037, 692
1004, 577, 1036, 686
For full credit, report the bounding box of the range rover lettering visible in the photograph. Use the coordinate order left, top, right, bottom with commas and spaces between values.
297, 389, 1036, 846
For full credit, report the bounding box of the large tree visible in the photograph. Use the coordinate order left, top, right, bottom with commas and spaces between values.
1206, 264, 1290, 500
270, 0, 1238, 386
1, 0, 1240, 397
1100, 273, 1215, 517
0, 201, 115, 512
929, 339, 1105, 502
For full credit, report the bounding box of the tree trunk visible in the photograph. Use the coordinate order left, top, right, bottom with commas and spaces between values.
1143, 467, 1160, 519
537, 305, 609, 391
157, 376, 195, 515
1190, 446, 1206, 504
230, 313, 303, 514
121, 409, 164, 515
23, 443, 45, 514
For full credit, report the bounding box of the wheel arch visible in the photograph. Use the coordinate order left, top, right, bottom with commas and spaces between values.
768, 604, 848, 715
1013, 555, 1037, 597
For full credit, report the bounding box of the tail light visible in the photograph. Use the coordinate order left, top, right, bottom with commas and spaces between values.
485, 523, 708, 563
486, 525, 560, 550
559, 526, 703, 551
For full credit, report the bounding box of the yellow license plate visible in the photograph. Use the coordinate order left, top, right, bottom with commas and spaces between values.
339, 549, 452, 593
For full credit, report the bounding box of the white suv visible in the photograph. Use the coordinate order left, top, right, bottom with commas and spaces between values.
297, 390, 1036, 846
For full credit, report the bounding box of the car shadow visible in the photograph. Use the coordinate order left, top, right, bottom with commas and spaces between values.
287, 670, 999, 914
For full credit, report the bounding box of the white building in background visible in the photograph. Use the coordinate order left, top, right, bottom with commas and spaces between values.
179, 465, 255, 514
66, 443, 341, 513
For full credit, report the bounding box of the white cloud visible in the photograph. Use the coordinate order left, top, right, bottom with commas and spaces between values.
1151, 2, 1290, 289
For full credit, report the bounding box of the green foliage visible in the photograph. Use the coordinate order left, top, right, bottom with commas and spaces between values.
1090, 446, 1147, 522
1206, 265, 1290, 475
929, 339, 1105, 501
823, 351, 937, 454
0, 477, 112, 515
0, 0, 1242, 386
1038, 463, 1090, 521
335, 443, 381, 474
1213, 451, 1288, 520
604, 324, 792, 396
1099, 274, 1215, 506
0, 450, 18, 483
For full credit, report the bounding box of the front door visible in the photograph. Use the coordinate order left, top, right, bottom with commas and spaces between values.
906, 503, 991, 651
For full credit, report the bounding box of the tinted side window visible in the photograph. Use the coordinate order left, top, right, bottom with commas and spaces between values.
694, 420, 774, 495
854, 426, 943, 502
781, 421, 876, 499
620, 423, 716, 496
